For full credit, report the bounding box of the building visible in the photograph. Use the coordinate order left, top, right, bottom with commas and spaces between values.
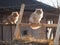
0, 0, 58, 41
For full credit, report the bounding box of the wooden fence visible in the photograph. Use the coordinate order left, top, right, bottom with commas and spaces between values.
0, 24, 16, 41
0, 24, 50, 45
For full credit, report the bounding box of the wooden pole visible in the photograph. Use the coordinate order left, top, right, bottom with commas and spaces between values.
13, 4, 25, 40
54, 15, 60, 45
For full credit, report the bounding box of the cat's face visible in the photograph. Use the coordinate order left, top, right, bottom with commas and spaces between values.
11, 12, 19, 17
35, 9, 43, 15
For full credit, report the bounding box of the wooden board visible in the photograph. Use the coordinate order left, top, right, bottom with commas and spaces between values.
3, 26, 11, 41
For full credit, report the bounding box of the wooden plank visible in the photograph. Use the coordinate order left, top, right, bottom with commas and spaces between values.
0, 22, 58, 28
0, 23, 57, 27
18, 23, 57, 27
12, 25, 16, 40
3, 25, 11, 41
0, 26, 2, 40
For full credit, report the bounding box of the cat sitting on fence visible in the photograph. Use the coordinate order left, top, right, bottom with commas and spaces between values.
29, 8, 43, 24
3, 12, 19, 24
29, 9, 43, 29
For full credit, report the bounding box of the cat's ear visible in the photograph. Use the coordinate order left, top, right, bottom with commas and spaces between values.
11, 12, 19, 16
35, 8, 43, 12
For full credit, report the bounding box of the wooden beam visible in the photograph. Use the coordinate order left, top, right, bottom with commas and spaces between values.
18, 23, 57, 28
0, 23, 57, 27
41, 23, 57, 27
13, 4, 25, 40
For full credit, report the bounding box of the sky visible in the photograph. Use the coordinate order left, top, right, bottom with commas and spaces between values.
36, 0, 60, 8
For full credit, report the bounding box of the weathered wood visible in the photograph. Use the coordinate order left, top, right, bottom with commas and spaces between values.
12, 25, 16, 40
30, 23, 57, 28
17, 23, 57, 28
0, 23, 16, 26
0, 23, 57, 27
54, 15, 60, 45
0, 26, 2, 40
3, 26, 11, 41
0, 39, 52, 45
13, 4, 25, 40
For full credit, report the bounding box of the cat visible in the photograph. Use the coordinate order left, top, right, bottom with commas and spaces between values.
3, 12, 19, 24
29, 9, 43, 24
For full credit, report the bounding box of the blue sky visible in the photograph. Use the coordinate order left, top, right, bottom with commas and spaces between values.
36, 0, 60, 8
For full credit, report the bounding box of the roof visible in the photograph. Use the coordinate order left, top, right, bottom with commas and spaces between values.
0, 0, 57, 12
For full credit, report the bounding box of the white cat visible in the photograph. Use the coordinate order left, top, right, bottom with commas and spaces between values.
3, 12, 19, 24
29, 9, 43, 24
